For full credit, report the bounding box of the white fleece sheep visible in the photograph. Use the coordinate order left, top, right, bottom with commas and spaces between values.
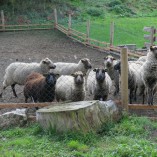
114, 60, 145, 104
141, 46, 157, 105
87, 67, 112, 101
0, 58, 56, 97
104, 55, 120, 96
51, 58, 92, 75
55, 71, 86, 102
137, 56, 147, 62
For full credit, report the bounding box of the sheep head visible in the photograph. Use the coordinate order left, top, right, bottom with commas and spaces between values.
71, 71, 85, 85
81, 58, 92, 69
93, 68, 107, 83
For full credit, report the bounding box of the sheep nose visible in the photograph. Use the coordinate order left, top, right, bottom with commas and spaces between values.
88, 65, 92, 69
52, 65, 56, 69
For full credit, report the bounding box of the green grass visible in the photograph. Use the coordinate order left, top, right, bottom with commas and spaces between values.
70, 17, 157, 48
1, 115, 157, 157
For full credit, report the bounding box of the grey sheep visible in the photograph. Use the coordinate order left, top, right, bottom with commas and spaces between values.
0, 58, 56, 97
87, 67, 112, 101
141, 46, 157, 105
114, 60, 145, 104
104, 55, 120, 96
51, 58, 92, 75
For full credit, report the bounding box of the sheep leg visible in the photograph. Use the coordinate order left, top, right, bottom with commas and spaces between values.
11, 84, 17, 97
0, 86, 6, 98
134, 86, 137, 102
129, 89, 133, 104
147, 88, 154, 105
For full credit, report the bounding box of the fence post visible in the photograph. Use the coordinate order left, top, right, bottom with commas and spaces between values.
110, 21, 114, 46
54, 8, 58, 29
68, 13, 72, 36
86, 19, 90, 44
1, 10, 5, 31
120, 47, 128, 112
150, 26, 155, 46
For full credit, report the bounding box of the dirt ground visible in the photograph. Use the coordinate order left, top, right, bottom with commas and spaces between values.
0, 29, 120, 104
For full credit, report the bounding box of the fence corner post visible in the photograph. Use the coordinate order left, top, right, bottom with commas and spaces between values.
1, 10, 5, 31
54, 8, 58, 29
86, 19, 90, 44
110, 21, 114, 46
68, 13, 72, 36
121, 47, 128, 112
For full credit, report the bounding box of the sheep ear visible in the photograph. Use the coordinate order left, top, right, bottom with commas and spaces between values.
104, 69, 108, 72
71, 73, 75, 77
55, 74, 60, 78
81, 59, 86, 63
112, 57, 116, 60
93, 68, 97, 72
150, 46, 154, 51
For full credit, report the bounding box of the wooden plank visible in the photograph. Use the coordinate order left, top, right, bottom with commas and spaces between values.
71, 28, 86, 36
128, 104, 157, 109
0, 102, 52, 109
68, 13, 72, 35
54, 8, 58, 28
144, 34, 151, 40
0, 28, 52, 32
0, 24, 53, 27
1, 10, 5, 30
143, 26, 152, 32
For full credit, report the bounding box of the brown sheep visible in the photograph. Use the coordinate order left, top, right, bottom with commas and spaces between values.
24, 72, 59, 103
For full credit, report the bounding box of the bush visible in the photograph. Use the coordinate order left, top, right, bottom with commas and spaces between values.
86, 7, 103, 17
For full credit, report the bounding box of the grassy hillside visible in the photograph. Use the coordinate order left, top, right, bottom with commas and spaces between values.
1, 0, 157, 48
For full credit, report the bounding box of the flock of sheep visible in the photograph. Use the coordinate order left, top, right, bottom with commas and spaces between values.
114, 45, 157, 105
0, 56, 116, 103
0, 45, 157, 105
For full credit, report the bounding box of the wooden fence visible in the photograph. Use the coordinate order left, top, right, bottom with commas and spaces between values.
1, 9, 157, 115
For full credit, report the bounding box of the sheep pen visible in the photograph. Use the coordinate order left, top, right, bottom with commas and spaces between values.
0, 30, 117, 104
0, 30, 157, 114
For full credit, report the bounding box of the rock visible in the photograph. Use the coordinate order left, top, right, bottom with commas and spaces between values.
36, 100, 122, 133
0, 109, 27, 130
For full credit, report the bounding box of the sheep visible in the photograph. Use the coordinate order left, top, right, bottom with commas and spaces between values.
137, 56, 147, 62
141, 46, 157, 105
55, 71, 86, 102
24, 72, 59, 103
114, 60, 145, 104
51, 58, 92, 75
87, 67, 112, 101
104, 55, 120, 96
0, 58, 56, 98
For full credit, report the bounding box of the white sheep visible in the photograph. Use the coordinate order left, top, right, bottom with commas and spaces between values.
0, 58, 56, 97
51, 58, 92, 75
104, 55, 120, 96
87, 67, 112, 101
55, 71, 86, 102
141, 46, 157, 105
137, 56, 147, 62
114, 60, 145, 104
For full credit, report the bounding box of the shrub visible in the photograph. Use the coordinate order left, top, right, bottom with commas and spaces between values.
86, 7, 103, 17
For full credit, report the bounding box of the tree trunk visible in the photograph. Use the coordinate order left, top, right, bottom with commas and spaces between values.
36, 100, 121, 133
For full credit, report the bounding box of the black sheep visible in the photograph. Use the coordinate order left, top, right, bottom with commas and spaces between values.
24, 72, 59, 103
